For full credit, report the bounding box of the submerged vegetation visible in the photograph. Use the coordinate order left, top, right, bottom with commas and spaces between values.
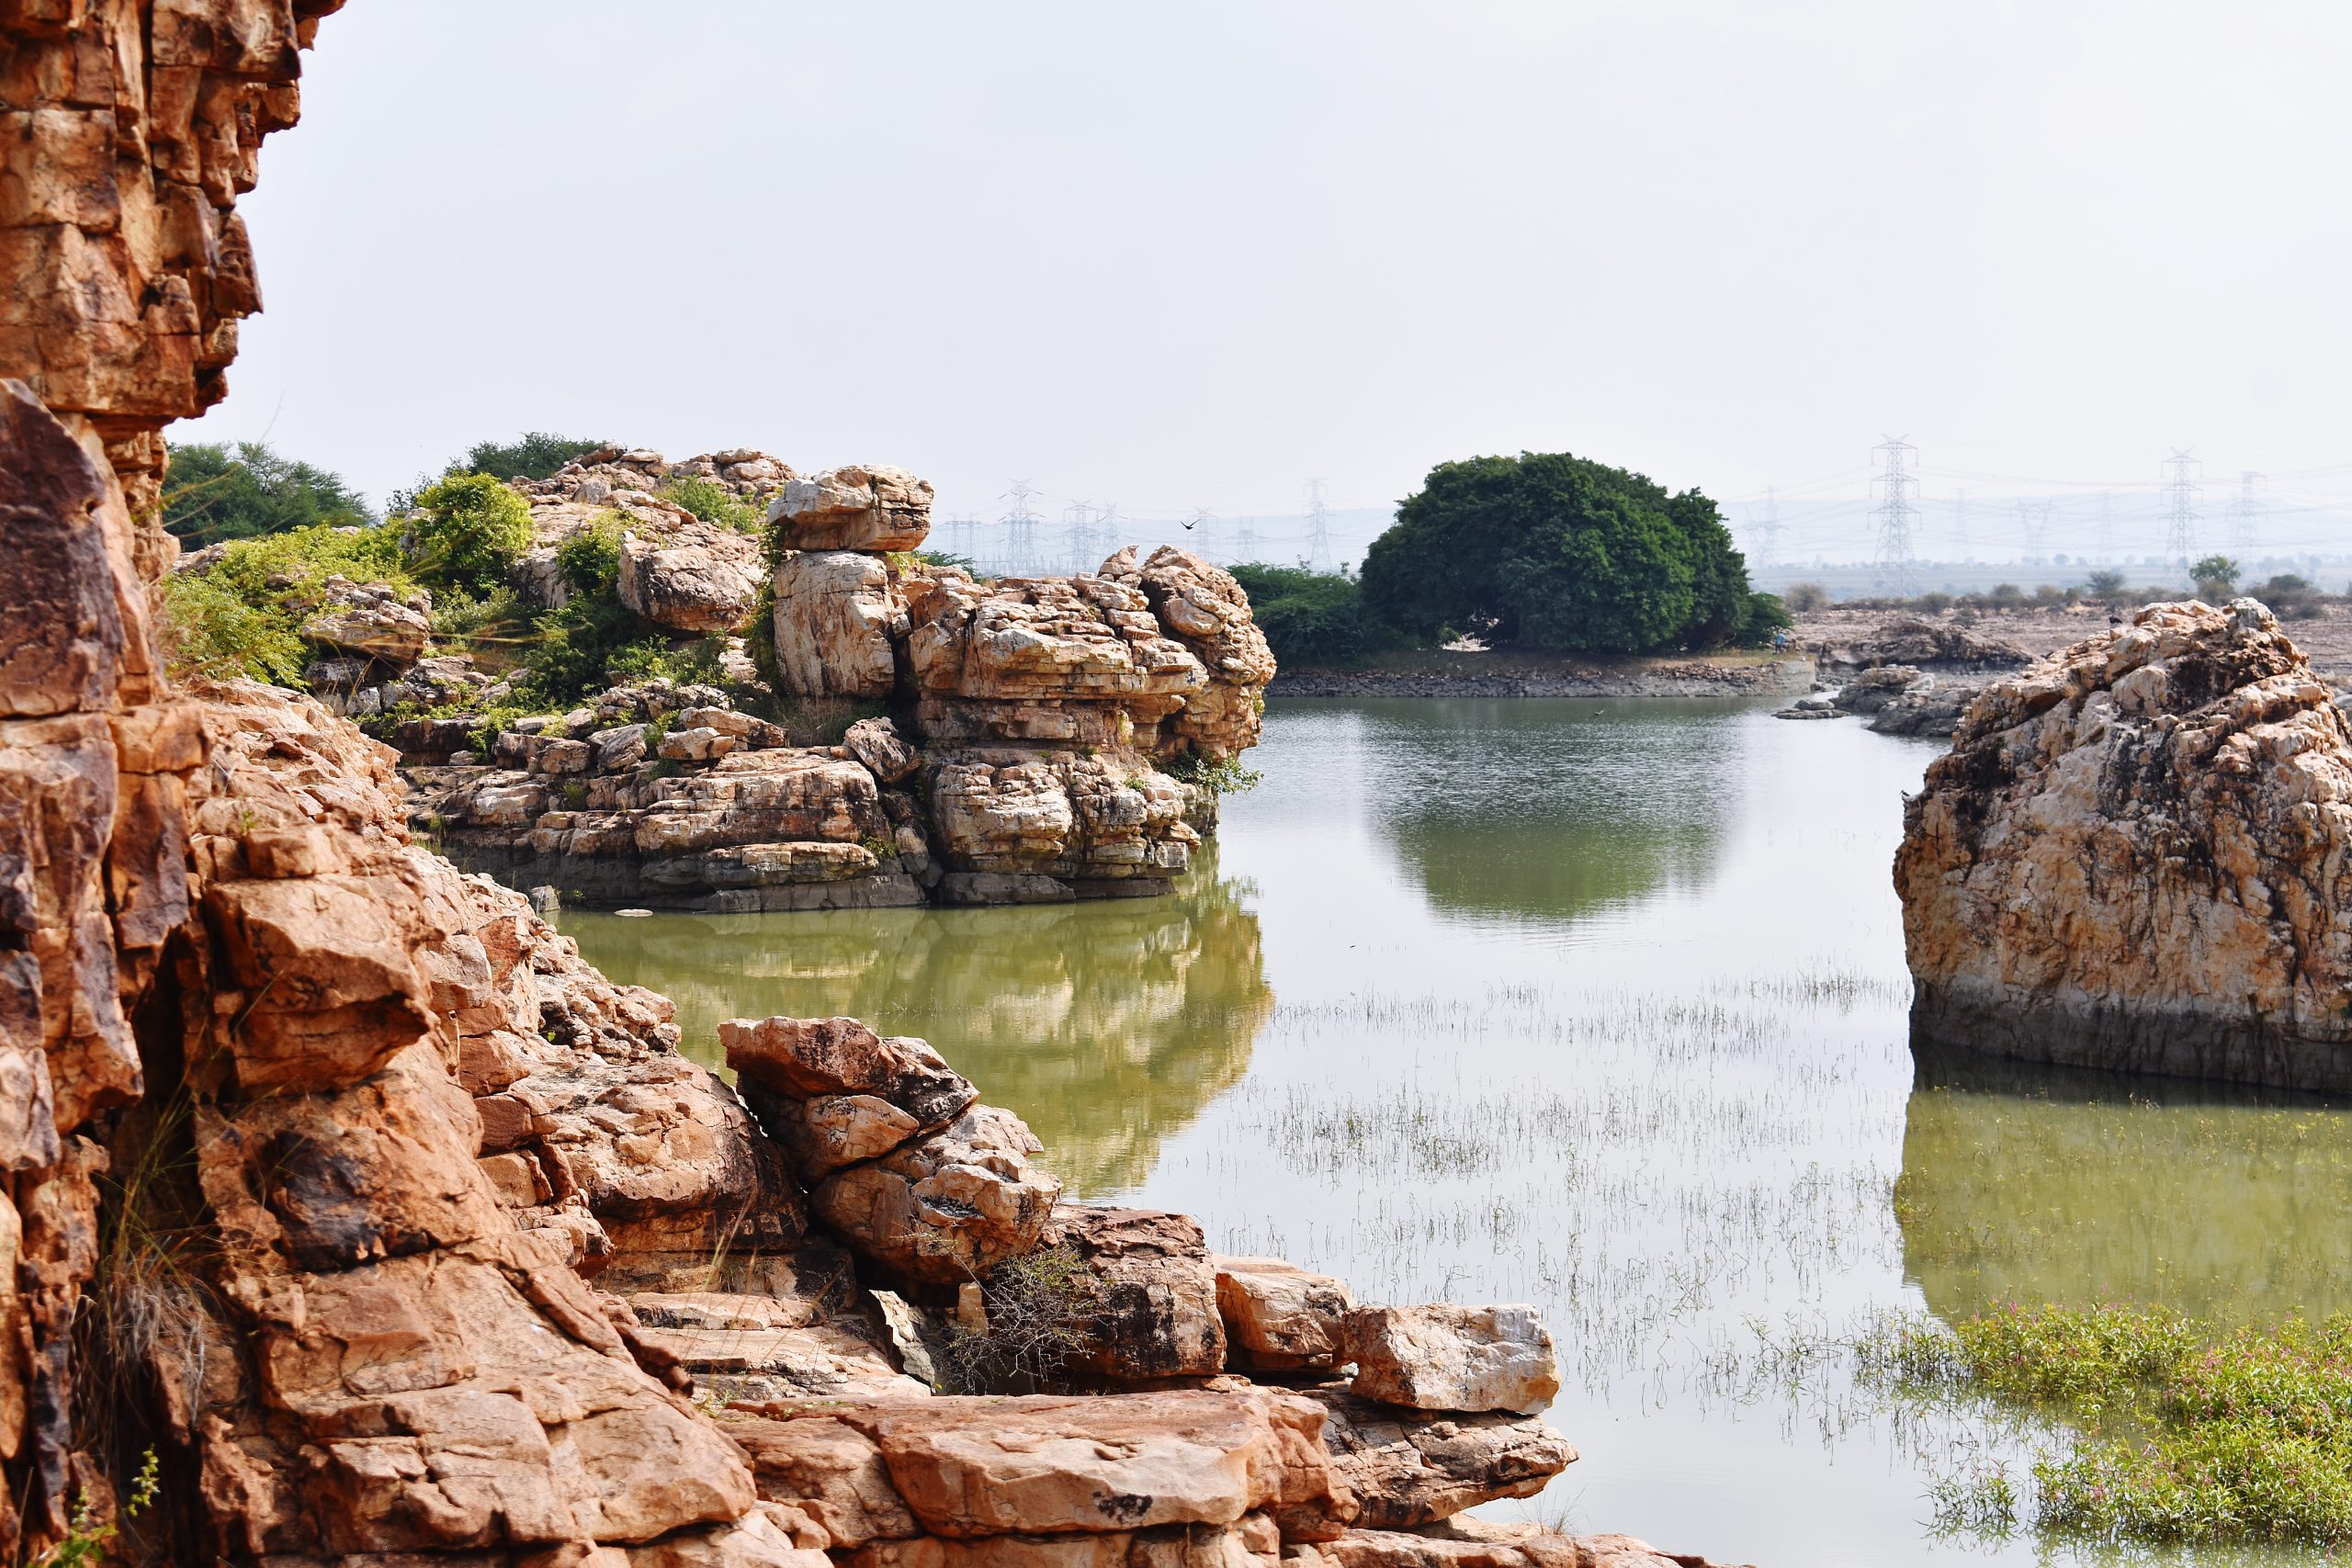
1869, 1305, 2352, 1548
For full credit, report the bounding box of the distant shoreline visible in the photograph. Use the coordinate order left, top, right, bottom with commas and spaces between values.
1269, 655, 1815, 699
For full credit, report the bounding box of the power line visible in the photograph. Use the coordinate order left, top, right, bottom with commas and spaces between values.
1000, 479, 1042, 576
2228, 470, 2264, 555
1752, 486, 1781, 567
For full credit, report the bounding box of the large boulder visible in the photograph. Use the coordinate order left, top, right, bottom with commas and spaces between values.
721, 1016, 979, 1181
768, 465, 933, 553
1102, 546, 1278, 760
1342, 1305, 1559, 1416
809, 1104, 1063, 1287
1297, 1389, 1576, 1530
618, 521, 765, 634
903, 572, 1208, 705
299, 575, 433, 664
1215, 1256, 1353, 1373
772, 550, 907, 698
1043, 1206, 1227, 1383
1897, 599, 2352, 1090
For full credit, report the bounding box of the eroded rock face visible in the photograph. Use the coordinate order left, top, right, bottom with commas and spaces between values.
809, 1104, 1063, 1289
774, 549, 907, 698
1044, 1206, 1228, 1384
1299, 1390, 1576, 1529
1816, 615, 2031, 676
1897, 599, 2352, 1089
620, 521, 768, 634
298, 574, 435, 662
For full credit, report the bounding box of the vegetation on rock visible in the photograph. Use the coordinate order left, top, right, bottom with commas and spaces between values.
162, 439, 373, 545
405, 472, 535, 598
450, 430, 607, 483
156, 523, 414, 684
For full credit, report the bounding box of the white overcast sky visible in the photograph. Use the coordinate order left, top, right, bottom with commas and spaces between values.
180, 1, 2352, 546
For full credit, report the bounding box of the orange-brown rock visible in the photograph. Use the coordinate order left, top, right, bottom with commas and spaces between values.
769, 464, 934, 553
1214, 1256, 1353, 1373
1896, 600, 2352, 1089
810, 1104, 1062, 1288
1046, 1206, 1227, 1384
1101, 547, 1277, 761
1342, 1305, 1560, 1416
1296, 1389, 1575, 1529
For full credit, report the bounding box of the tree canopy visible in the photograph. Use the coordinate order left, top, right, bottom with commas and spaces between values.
454, 432, 606, 483
1360, 451, 1782, 653
162, 440, 374, 546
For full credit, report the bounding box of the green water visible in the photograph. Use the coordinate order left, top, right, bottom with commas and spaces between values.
568, 698, 2352, 1567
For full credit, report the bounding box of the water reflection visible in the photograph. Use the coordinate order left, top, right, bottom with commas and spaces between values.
1351, 699, 1742, 930
565, 849, 1272, 1198
1898, 1043, 2352, 1324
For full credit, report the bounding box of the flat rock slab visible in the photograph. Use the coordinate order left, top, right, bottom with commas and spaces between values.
1343, 1305, 1559, 1416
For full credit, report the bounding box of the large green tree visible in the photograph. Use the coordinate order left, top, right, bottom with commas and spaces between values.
1361, 450, 1778, 653
163, 440, 374, 546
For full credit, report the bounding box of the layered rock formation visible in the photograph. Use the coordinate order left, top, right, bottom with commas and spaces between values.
0, 8, 1740, 1562
1897, 600, 2352, 1089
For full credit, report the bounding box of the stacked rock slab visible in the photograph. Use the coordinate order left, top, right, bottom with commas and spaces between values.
1896, 600, 2352, 1089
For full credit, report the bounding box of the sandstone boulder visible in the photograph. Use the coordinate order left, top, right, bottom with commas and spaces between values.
810, 1105, 1062, 1286
903, 573, 1208, 704
1343, 1305, 1558, 1416
1897, 599, 2352, 1089
768, 465, 934, 552
299, 575, 434, 663
797, 1390, 1352, 1541
773, 550, 908, 698
1102, 547, 1279, 760
722, 1016, 979, 1181
846, 716, 922, 784
729, 1414, 923, 1548
1214, 1256, 1353, 1373
616, 522, 766, 633
1297, 1389, 1575, 1529
1044, 1207, 1227, 1383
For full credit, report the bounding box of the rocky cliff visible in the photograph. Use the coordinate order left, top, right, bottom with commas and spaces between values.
1897, 599, 2352, 1089
0, 6, 1743, 1563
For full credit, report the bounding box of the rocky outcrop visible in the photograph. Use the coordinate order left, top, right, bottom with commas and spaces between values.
1896, 600, 2352, 1089
0, 8, 1735, 1562
1816, 615, 2032, 676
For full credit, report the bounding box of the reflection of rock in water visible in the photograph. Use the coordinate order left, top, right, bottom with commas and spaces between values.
1363, 700, 1738, 928
567, 851, 1271, 1198
1897, 1041, 2352, 1323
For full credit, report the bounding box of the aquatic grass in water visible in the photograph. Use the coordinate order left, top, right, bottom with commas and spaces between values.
1868, 1305, 2352, 1547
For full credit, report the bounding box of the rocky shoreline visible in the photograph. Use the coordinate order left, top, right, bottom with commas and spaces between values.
1271, 659, 1812, 700
0, 6, 1751, 1564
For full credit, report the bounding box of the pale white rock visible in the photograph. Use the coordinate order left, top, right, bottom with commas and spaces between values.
772, 550, 907, 700
1343, 1304, 1559, 1416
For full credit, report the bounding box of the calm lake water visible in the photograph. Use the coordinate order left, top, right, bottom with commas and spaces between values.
569, 698, 2352, 1567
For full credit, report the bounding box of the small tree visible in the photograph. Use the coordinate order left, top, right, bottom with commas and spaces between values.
458, 432, 606, 483
2085, 569, 2127, 600
1782, 581, 1829, 613
407, 473, 533, 597
2191, 555, 2239, 600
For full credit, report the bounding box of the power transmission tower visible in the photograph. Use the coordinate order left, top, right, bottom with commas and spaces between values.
1753, 486, 1781, 567
1000, 480, 1042, 576
1061, 499, 1094, 574
1305, 479, 1333, 571
1871, 437, 1918, 593
2015, 497, 2052, 559
2228, 470, 2263, 556
1951, 488, 1969, 561
1235, 515, 1258, 561
2161, 449, 2201, 574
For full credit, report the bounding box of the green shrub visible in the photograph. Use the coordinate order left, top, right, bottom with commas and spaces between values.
1228, 563, 1391, 667
407, 473, 534, 597
156, 570, 308, 686
456, 432, 605, 483
163, 439, 373, 545
660, 475, 763, 533
555, 513, 624, 598
1733, 590, 1792, 648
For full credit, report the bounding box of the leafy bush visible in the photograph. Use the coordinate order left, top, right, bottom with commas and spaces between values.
1783, 581, 1830, 613
1362, 452, 1758, 653
555, 513, 624, 598
162, 440, 373, 545
1733, 590, 1792, 648
1914, 591, 1954, 615
2257, 573, 2323, 619
659, 475, 763, 533
1986, 582, 2025, 607
2085, 569, 2127, 600
155, 570, 308, 686
456, 432, 606, 483
407, 472, 534, 598
1228, 563, 1392, 668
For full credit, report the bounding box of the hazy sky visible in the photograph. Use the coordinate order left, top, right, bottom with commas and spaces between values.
181, 1, 2352, 550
